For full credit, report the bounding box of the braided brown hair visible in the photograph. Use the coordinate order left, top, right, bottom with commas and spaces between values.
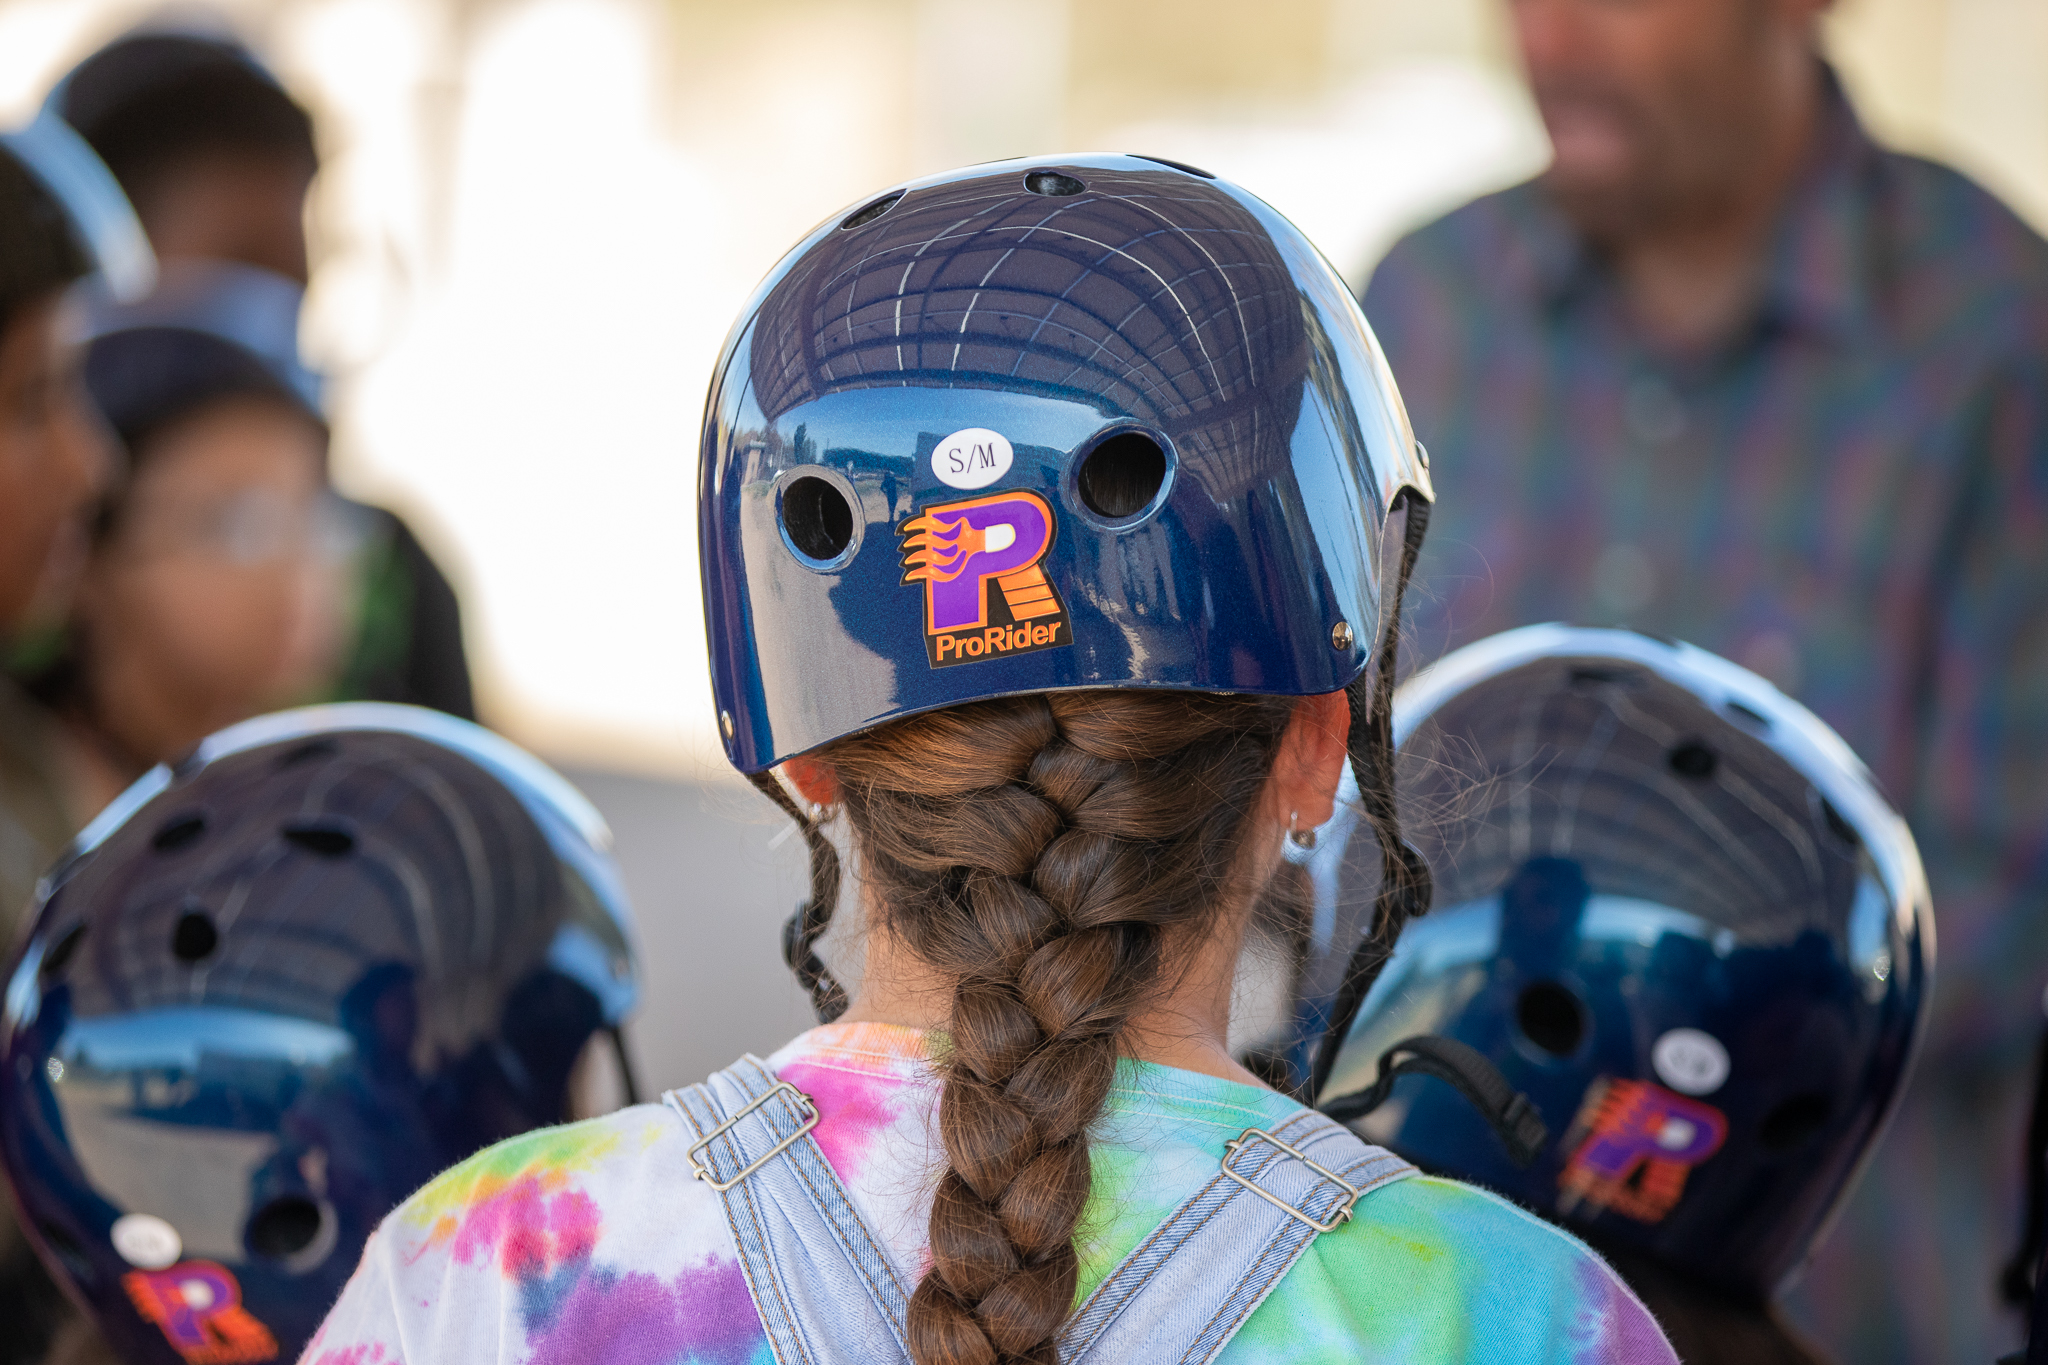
796, 689, 1297, 1365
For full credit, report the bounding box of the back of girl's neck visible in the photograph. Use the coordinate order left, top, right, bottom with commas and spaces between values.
840, 924, 1270, 1091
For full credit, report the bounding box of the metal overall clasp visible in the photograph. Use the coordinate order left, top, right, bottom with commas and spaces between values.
1221, 1126, 1363, 1233
686, 1081, 820, 1192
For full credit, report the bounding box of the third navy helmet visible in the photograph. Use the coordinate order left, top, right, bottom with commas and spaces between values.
1314, 626, 1933, 1297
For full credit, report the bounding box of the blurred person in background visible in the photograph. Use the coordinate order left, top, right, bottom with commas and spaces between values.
50, 26, 477, 721
0, 126, 125, 1365
23, 263, 357, 819
0, 148, 108, 927
1360, 0, 2048, 1360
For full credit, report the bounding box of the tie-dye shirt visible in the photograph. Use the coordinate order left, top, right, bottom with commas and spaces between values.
303, 1023, 1675, 1364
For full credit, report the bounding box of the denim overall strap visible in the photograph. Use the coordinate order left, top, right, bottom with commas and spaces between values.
665, 1057, 912, 1365
672, 1058, 1409, 1365
1062, 1108, 1415, 1365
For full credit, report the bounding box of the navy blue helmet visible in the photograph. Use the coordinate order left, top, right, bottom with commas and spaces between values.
1313, 626, 1933, 1298
0, 705, 637, 1364
699, 153, 1433, 774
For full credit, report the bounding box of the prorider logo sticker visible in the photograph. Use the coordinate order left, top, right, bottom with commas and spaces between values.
1555, 1077, 1728, 1224
899, 489, 1071, 669
123, 1260, 280, 1364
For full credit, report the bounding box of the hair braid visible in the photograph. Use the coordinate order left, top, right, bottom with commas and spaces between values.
826, 690, 1294, 1365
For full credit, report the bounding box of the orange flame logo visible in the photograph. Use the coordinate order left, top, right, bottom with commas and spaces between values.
900, 509, 1001, 586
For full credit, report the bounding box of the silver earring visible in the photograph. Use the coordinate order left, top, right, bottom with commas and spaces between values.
1288, 811, 1317, 851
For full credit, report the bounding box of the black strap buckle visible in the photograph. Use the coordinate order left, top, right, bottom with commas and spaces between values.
1318, 1034, 1549, 1169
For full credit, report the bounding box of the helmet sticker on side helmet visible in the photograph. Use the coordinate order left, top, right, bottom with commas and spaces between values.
123, 1260, 278, 1365
1650, 1026, 1731, 1096
110, 1212, 183, 1269
1557, 1077, 1730, 1225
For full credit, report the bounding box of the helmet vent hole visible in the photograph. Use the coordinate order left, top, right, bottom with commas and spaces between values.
1759, 1093, 1831, 1152
839, 190, 903, 231
1077, 433, 1168, 520
1024, 169, 1085, 197
1820, 798, 1861, 849
152, 815, 206, 852
1723, 701, 1772, 734
247, 1196, 324, 1258
1515, 981, 1586, 1056
171, 911, 219, 963
283, 824, 354, 857
1667, 742, 1717, 779
1567, 665, 1643, 690
1129, 153, 1215, 179
780, 475, 856, 564
279, 740, 338, 768
40, 925, 86, 983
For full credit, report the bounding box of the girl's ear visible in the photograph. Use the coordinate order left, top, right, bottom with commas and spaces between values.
1270, 690, 1350, 830
781, 754, 839, 808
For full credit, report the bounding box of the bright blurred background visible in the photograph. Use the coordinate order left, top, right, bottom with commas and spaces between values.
4, 0, 2042, 784
3, 0, 2044, 1093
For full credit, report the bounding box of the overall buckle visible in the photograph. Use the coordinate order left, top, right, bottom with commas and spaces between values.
1221, 1126, 1362, 1233
687, 1081, 819, 1191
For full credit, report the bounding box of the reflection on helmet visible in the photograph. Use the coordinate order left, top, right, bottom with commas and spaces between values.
701, 153, 1432, 772
1314, 626, 1932, 1298
0, 704, 636, 1364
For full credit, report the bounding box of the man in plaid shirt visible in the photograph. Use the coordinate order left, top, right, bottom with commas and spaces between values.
1362, 2, 2048, 1361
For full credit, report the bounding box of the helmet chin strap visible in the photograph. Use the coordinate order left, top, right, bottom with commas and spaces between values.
1321, 1035, 1549, 1168
1311, 490, 1433, 1103
750, 768, 850, 1023
1306, 491, 1550, 1170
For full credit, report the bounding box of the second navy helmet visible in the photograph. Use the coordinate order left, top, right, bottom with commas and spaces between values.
1315, 626, 1933, 1298
701, 154, 1433, 771
0, 705, 637, 1364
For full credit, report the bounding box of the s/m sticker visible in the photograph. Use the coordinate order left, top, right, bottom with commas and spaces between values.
930, 427, 1014, 490
899, 490, 1071, 668
1650, 1027, 1730, 1095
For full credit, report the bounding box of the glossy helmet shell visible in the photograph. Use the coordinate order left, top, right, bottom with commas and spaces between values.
0, 704, 637, 1363
1316, 626, 1933, 1297
701, 154, 1432, 771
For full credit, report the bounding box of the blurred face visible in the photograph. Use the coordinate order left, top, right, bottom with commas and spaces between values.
1508, 0, 1827, 240
78, 395, 351, 763
137, 151, 315, 285
0, 295, 114, 633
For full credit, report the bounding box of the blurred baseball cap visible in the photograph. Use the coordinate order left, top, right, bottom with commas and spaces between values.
81, 261, 322, 448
